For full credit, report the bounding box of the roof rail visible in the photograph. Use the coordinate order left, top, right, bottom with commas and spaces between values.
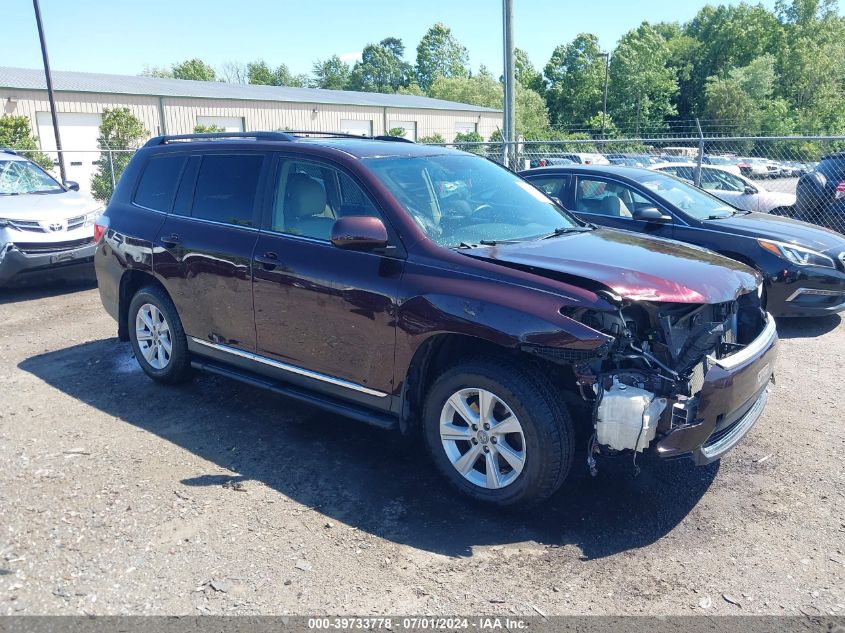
287, 131, 415, 143
0, 147, 19, 155
144, 131, 296, 147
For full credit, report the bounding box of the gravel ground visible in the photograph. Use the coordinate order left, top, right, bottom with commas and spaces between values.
0, 281, 843, 617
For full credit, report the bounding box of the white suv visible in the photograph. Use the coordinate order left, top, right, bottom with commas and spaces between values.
0, 150, 101, 287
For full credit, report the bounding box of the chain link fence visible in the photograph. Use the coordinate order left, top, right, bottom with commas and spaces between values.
426, 135, 845, 235
5, 134, 844, 234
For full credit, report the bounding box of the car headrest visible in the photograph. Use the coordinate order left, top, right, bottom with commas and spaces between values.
286, 172, 326, 219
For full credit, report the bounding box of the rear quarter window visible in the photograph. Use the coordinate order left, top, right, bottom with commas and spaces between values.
133, 154, 187, 212
190, 154, 264, 226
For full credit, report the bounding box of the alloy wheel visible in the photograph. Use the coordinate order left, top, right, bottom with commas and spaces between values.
135, 303, 172, 370
439, 388, 527, 490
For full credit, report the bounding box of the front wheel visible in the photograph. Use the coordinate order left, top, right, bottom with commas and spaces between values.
422, 358, 574, 508
128, 285, 192, 384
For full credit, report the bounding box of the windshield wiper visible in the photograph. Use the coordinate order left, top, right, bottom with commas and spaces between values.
538, 226, 593, 240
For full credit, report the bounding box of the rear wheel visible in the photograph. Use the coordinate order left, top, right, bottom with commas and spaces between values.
128, 285, 192, 383
422, 358, 573, 508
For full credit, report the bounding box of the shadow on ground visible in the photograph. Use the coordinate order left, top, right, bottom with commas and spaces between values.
0, 278, 97, 306
775, 314, 841, 339
19, 338, 719, 559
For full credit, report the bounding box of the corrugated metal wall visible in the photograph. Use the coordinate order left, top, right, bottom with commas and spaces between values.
1, 89, 502, 144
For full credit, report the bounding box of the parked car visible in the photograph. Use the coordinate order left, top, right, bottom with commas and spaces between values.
550, 152, 610, 166
650, 163, 796, 214
520, 164, 845, 317
606, 153, 663, 168
794, 152, 845, 231
528, 156, 576, 168
738, 157, 777, 179
701, 155, 742, 176
95, 131, 777, 508
0, 149, 101, 287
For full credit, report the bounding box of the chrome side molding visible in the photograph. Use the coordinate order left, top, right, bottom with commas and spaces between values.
190, 337, 389, 398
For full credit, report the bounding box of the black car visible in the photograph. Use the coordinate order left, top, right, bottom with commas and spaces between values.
519, 165, 845, 317
794, 152, 845, 231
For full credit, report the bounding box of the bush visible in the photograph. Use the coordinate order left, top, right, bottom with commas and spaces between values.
193, 124, 225, 133
91, 108, 148, 202
0, 115, 55, 171
418, 133, 446, 144
453, 130, 484, 155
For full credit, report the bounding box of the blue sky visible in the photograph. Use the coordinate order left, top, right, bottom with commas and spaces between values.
3, 0, 800, 79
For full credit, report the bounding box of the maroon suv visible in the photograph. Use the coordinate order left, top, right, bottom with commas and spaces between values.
94, 132, 778, 507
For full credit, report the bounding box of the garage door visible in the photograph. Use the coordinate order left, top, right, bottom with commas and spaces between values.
196, 116, 244, 132
36, 112, 102, 196
340, 119, 372, 137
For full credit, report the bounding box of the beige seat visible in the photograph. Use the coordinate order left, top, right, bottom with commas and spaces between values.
601, 195, 633, 218
284, 173, 335, 239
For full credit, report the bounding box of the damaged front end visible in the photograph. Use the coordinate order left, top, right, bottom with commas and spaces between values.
568, 286, 778, 470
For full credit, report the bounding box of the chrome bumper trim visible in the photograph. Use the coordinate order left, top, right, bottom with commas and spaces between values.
698, 389, 768, 462
708, 312, 777, 370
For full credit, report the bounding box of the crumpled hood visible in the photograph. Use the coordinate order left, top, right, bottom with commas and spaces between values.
461, 228, 760, 304
0, 190, 100, 223
706, 212, 845, 254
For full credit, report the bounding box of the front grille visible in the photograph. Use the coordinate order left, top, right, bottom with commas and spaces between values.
67, 215, 85, 231
7, 219, 45, 233
13, 238, 95, 255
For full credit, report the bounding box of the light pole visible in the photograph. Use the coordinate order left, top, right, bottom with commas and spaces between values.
600, 52, 609, 139
502, 0, 515, 169
32, 0, 66, 184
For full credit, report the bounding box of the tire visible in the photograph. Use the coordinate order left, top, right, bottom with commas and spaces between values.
128, 285, 192, 384
422, 357, 574, 509
768, 206, 793, 217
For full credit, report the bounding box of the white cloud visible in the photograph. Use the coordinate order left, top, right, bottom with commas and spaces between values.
338, 51, 362, 63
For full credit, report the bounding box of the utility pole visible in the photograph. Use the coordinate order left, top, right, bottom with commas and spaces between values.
32, 0, 66, 184
600, 52, 609, 138
502, 0, 515, 169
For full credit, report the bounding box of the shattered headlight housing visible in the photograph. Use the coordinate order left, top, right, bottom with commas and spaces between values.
758, 239, 836, 269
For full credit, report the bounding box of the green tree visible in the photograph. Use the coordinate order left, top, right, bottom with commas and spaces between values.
427, 69, 550, 137
397, 83, 426, 96
608, 23, 678, 132
171, 58, 217, 81
681, 4, 784, 115
247, 61, 308, 87
91, 108, 148, 202
0, 115, 54, 170
415, 23, 470, 91
514, 47, 543, 93
349, 38, 413, 93
542, 33, 606, 126
453, 130, 484, 154
193, 124, 225, 133
312, 55, 351, 90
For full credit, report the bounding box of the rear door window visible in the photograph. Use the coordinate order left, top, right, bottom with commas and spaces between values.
134, 154, 187, 212
189, 153, 264, 226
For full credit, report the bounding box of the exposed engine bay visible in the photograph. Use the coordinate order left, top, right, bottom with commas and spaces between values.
568, 287, 769, 466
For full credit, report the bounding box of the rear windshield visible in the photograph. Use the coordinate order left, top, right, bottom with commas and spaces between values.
627, 169, 736, 220
0, 159, 64, 195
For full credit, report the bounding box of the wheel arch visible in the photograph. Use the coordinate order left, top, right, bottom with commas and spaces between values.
118, 270, 169, 341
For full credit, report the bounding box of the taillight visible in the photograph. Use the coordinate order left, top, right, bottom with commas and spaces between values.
835, 181, 845, 200
93, 216, 109, 243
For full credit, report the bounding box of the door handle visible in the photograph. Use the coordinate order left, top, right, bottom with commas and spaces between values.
255, 251, 280, 270
161, 233, 181, 247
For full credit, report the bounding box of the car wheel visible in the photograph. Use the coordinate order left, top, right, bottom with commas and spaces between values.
769, 206, 793, 217
422, 358, 573, 508
128, 285, 192, 384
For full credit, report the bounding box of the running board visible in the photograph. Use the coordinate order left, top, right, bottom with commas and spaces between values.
190, 358, 398, 431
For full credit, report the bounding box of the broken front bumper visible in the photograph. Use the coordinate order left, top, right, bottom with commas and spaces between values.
656, 313, 778, 464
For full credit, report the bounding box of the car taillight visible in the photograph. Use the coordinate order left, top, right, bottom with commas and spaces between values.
93, 217, 109, 243
835, 181, 845, 200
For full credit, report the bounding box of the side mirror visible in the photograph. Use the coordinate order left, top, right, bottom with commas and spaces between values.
330, 216, 389, 250
633, 206, 673, 223
744, 185, 757, 195
64, 181, 80, 191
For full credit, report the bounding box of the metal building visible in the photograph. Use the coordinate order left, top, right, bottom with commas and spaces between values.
0, 66, 502, 194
